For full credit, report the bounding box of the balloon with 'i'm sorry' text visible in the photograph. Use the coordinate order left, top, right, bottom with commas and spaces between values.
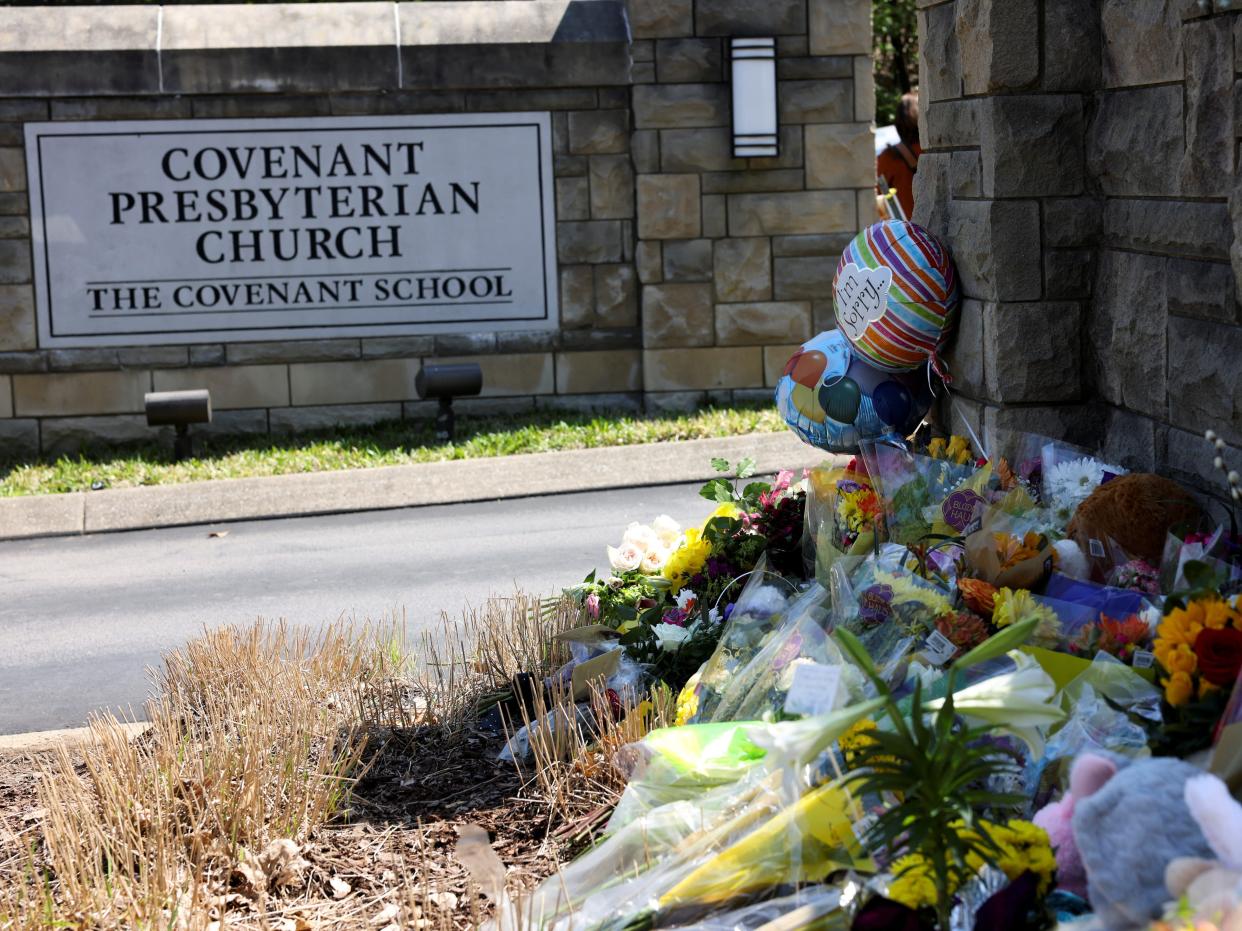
833, 220, 960, 380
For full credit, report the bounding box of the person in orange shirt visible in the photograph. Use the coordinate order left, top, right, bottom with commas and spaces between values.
877, 92, 922, 220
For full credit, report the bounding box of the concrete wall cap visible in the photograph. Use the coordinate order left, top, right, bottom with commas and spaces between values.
0, 0, 628, 54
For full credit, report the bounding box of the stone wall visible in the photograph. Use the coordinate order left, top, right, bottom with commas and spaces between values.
626, 0, 876, 412
915, 0, 1242, 499
0, 0, 876, 457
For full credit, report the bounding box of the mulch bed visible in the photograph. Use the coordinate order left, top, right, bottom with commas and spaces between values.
0, 724, 587, 929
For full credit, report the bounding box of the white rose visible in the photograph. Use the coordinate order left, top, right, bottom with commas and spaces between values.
652, 515, 683, 547
622, 522, 658, 553
641, 546, 668, 573
653, 622, 691, 651
607, 543, 643, 572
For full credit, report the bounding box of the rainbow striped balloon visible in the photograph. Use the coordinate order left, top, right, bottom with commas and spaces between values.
832, 220, 960, 376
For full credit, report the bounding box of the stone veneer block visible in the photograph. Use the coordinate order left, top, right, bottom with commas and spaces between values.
983, 302, 1082, 403
918, 2, 962, 102
644, 346, 764, 391
589, 155, 635, 220
695, 0, 807, 36
227, 340, 360, 365
642, 283, 714, 348
360, 336, 435, 359
660, 128, 746, 173
854, 55, 875, 122
810, 0, 870, 55
1088, 86, 1184, 197
557, 220, 625, 263
1167, 258, 1236, 324
560, 266, 595, 328
1180, 17, 1234, 197
663, 239, 714, 282
0, 149, 25, 194
715, 302, 812, 345
702, 194, 728, 238
270, 403, 401, 433
594, 263, 639, 326
728, 190, 854, 236
714, 238, 773, 302
0, 285, 35, 352
0, 374, 10, 417
778, 80, 853, 124
762, 344, 802, 387
979, 96, 1084, 198
556, 176, 591, 221
1101, 0, 1184, 88
945, 299, 986, 398
555, 349, 642, 393
434, 352, 554, 396
14, 370, 150, 417
628, 0, 693, 38
947, 200, 1042, 302
1105, 198, 1230, 261
1167, 315, 1242, 444
0, 241, 32, 285
568, 110, 629, 155
655, 38, 723, 83
1043, 0, 1101, 91
636, 241, 663, 284
1091, 249, 1167, 420
155, 364, 290, 410
805, 123, 875, 189
773, 256, 834, 300
633, 84, 730, 129
637, 174, 702, 240
288, 359, 415, 406
955, 0, 1039, 94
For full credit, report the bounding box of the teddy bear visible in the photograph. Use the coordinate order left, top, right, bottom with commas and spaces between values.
1161, 772, 1242, 927
1066, 473, 1202, 568
1032, 751, 1215, 929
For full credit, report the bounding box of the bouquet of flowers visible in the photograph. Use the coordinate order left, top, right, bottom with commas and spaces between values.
804, 458, 883, 582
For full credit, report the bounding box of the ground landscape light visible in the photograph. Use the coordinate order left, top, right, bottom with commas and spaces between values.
730, 37, 779, 158
414, 362, 484, 443
144, 389, 212, 462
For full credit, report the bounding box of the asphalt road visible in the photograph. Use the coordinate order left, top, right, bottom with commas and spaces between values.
0, 482, 716, 735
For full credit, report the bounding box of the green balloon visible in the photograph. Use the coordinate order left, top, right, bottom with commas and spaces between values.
819, 377, 861, 424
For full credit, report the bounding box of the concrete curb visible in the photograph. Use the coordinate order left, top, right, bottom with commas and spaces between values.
0, 432, 829, 541
0, 723, 150, 755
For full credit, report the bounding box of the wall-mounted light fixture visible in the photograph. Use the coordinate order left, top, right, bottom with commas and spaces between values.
730, 37, 778, 158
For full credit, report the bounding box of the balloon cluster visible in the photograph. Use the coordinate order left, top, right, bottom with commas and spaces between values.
776, 220, 960, 454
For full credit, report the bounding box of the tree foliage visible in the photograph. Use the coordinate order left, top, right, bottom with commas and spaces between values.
873, 0, 920, 128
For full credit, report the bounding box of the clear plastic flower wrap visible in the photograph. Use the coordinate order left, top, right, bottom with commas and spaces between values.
803, 459, 885, 584
692, 585, 869, 726
859, 435, 986, 547
662, 883, 855, 930
687, 563, 803, 724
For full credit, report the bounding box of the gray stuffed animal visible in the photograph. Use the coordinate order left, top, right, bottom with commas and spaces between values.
1071, 751, 1216, 929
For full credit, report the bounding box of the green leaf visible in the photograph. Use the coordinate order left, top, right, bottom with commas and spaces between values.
583, 569, 597, 584
1183, 559, 1223, 592
613, 605, 638, 621
699, 478, 735, 503
736, 457, 757, 479
952, 615, 1039, 670
742, 481, 770, 500
710, 457, 731, 473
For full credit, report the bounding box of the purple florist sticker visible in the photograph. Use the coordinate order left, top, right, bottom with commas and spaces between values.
941, 488, 985, 532
858, 584, 894, 626
772, 631, 805, 670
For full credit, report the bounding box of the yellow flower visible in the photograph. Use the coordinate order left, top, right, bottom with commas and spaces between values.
674, 673, 701, 726
1166, 643, 1199, 675
888, 855, 939, 911
617, 620, 639, 634
1165, 670, 1194, 707
662, 527, 711, 594
1200, 679, 1221, 701
946, 435, 972, 464
927, 438, 947, 459
708, 502, 740, 522
1203, 599, 1236, 631
992, 588, 1062, 648
875, 569, 954, 617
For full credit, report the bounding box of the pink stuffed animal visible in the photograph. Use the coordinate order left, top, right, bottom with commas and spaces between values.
1031, 755, 1115, 898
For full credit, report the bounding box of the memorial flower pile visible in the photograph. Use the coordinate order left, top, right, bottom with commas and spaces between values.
490, 429, 1242, 931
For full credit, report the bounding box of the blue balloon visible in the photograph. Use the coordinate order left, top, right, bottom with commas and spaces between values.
775, 330, 934, 454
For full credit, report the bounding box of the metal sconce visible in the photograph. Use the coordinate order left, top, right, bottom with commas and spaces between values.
730, 37, 778, 157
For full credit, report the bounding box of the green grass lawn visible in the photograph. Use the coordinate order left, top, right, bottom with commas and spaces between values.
0, 405, 786, 497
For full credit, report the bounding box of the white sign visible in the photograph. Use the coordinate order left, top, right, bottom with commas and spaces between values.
783, 661, 842, 717
24, 114, 558, 347
834, 262, 892, 343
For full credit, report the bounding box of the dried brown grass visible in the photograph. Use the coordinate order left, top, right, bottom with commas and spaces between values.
0, 619, 411, 930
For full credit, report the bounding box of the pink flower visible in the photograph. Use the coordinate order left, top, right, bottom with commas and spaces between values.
586, 592, 600, 619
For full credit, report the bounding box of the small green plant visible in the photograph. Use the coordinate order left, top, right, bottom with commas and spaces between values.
834, 617, 1039, 929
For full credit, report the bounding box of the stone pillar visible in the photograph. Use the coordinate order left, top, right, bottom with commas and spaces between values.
627, 0, 875, 411
914, 0, 1096, 461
